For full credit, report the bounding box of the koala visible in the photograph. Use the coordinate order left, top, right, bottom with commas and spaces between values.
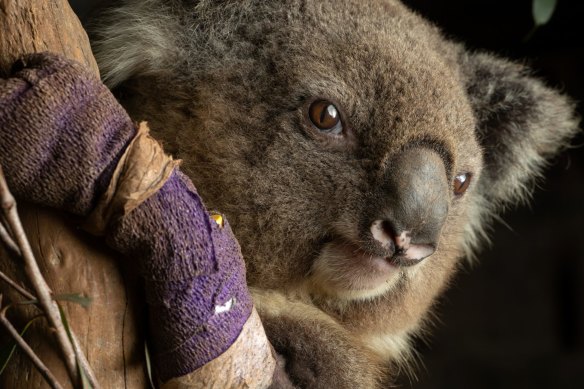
90, 0, 579, 387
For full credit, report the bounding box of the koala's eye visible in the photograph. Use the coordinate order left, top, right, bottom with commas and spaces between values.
308, 100, 343, 134
453, 173, 472, 196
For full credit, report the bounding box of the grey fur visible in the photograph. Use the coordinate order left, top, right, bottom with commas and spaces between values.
90, 0, 580, 387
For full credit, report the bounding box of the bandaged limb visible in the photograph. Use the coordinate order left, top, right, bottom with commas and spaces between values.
0, 53, 276, 386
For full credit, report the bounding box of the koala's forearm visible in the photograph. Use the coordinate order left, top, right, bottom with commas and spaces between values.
0, 54, 135, 214
105, 168, 254, 380
0, 53, 275, 386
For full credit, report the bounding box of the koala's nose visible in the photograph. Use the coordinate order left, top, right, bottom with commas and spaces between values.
364, 147, 449, 264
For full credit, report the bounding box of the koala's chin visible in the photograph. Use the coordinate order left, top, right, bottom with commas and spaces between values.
309, 243, 406, 301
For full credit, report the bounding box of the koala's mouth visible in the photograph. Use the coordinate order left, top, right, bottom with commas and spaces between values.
309, 239, 409, 299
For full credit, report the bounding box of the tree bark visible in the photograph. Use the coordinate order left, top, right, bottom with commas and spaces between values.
0, 0, 99, 76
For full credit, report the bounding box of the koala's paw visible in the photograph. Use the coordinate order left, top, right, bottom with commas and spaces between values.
255, 294, 387, 389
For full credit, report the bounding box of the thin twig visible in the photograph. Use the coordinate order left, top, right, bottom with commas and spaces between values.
0, 297, 65, 389
58, 302, 100, 388
0, 222, 20, 256
69, 331, 99, 386
0, 270, 35, 300
0, 166, 79, 385
0, 165, 100, 388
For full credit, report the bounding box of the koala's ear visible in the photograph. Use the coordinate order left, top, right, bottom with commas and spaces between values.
89, 1, 180, 88
460, 51, 579, 210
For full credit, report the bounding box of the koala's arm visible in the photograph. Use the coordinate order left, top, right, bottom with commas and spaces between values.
0, 53, 276, 388
252, 289, 388, 389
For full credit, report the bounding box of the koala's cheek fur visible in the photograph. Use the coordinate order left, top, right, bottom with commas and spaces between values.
166, 104, 362, 287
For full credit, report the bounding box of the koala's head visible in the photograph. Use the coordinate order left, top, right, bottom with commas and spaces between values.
93, 0, 578, 336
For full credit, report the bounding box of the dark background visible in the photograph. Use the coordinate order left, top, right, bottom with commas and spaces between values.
400, 1, 584, 388
71, 1, 584, 388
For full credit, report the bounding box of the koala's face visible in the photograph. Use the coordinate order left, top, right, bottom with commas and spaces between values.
146, 0, 484, 333
104, 0, 576, 336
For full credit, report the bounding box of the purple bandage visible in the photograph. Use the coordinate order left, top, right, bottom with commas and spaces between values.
0, 54, 135, 215
108, 170, 253, 380
0, 53, 253, 381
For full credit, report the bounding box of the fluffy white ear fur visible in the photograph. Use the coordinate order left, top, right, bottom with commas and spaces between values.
89, 0, 180, 87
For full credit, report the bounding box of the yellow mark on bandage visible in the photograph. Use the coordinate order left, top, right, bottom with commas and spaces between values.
211, 213, 224, 228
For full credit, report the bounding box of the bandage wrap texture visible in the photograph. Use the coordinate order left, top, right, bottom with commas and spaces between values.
108, 171, 252, 380
0, 54, 252, 381
0, 54, 133, 214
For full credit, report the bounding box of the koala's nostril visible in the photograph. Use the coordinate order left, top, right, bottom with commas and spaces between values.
369, 220, 436, 263
370, 220, 396, 250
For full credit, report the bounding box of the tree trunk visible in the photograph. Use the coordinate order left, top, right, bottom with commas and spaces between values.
0, 0, 99, 76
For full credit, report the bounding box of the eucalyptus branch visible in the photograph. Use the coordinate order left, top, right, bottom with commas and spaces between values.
69, 330, 99, 387
0, 165, 79, 383
0, 165, 99, 388
0, 221, 19, 256
0, 297, 64, 389
0, 270, 35, 300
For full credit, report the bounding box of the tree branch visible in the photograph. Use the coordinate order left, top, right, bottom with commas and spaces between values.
0, 298, 64, 389
0, 165, 79, 384
0, 270, 34, 301
0, 222, 20, 256
0, 165, 99, 388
